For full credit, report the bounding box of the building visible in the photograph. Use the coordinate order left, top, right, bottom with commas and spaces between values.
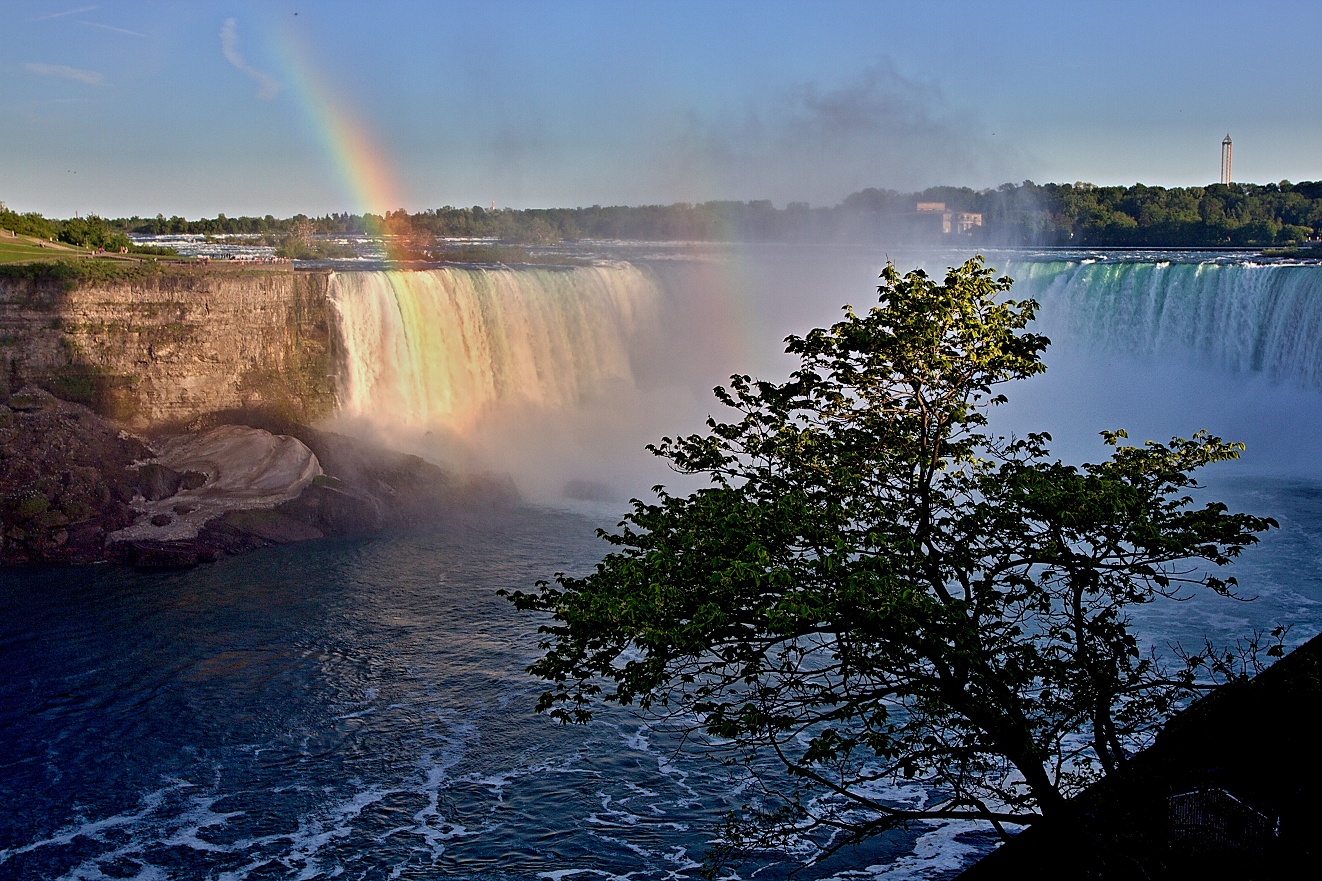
916, 202, 983, 235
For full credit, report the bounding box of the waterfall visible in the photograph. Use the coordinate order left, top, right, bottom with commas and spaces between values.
323, 254, 1322, 487
328, 264, 660, 433
985, 258, 1322, 474
1005, 260, 1322, 388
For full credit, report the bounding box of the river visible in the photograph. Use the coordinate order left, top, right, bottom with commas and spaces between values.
3, 247, 1321, 879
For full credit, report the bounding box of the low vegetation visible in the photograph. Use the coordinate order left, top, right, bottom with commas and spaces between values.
10, 177, 1322, 259
0, 258, 162, 290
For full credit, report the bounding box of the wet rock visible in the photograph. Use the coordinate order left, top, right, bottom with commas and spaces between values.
136, 463, 183, 501
213, 509, 324, 544
194, 519, 272, 556
277, 478, 383, 535
150, 513, 173, 527
65, 521, 107, 563
112, 539, 201, 570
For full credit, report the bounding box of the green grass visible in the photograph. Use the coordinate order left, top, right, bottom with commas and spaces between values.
0, 236, 93, 263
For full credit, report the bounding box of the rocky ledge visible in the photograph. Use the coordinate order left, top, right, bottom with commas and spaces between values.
0, 386, 516, 569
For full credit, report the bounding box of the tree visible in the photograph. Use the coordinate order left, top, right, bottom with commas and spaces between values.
507, 258, 1278, 864
276, 216, 318, 258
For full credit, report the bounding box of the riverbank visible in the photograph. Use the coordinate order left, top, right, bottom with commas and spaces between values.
0, 386, 516, 568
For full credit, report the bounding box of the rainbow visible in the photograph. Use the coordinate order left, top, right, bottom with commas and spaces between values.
271, 25, 411, 262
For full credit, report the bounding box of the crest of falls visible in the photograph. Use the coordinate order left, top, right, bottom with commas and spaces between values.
1006, 260, 1322, 387
328, 264, 659, 432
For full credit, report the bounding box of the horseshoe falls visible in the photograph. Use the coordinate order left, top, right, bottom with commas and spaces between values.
987, 257, 1322, 475
1009, 259, 1322, 386
4, 250, 1322, 881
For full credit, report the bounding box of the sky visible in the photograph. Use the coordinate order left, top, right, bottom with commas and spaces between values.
2, 0, 1320, 219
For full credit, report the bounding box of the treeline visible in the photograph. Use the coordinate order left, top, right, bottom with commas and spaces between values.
9, 180, 1322, 248
1, 206, 132, 251
913, 180, 1322, 247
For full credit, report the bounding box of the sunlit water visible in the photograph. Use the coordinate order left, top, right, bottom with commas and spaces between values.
0, 509, 992, 880
5, 248, 1322, 879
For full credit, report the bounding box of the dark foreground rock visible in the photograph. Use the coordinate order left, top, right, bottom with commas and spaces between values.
1, 389, 519, 568
0, 387, 147, 564
956, 631, 1322, 880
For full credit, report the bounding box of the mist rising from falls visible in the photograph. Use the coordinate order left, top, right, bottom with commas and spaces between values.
323, 253, 1322, 501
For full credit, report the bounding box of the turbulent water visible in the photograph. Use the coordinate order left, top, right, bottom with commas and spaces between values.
4, 250, 1322, 880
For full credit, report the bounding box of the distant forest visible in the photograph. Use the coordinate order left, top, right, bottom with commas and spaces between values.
7, 180, 1322, 249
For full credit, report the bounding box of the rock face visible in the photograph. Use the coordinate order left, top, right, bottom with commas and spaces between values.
1, 391, 517, 568
107, 424, 324, 545
955, 632, 1322, 878
0, 268, 336, 431
0, 267, 523, 568
0, 387, 147, 564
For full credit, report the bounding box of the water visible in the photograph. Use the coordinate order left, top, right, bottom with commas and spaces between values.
0, 507, 1009, 880
2, 488, 1317, 880
330, 265, 658, 432
5, 248, 1322, 879
0, 513, 731, 880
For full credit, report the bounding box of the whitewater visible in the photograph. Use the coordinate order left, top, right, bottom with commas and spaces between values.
3, 248, 1322, 879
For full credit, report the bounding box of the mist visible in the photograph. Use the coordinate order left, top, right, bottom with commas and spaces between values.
647, 60, 1027, 207
463, 58, 1030, 212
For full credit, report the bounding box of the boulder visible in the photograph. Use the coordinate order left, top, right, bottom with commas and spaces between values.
277, 478, 384, 535
213, 508, 324, 544
136, 463, 183, 501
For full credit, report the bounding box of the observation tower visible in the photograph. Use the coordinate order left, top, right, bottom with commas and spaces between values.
1221, 134, 1233, 185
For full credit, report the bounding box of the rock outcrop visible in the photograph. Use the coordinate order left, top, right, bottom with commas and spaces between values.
1, 389, 517, 568
0, 386, 146, 564
0, 266, 522, 568
956, 633, 1322, 878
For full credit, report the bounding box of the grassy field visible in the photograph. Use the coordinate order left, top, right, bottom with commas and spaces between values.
0, 233, 95, 264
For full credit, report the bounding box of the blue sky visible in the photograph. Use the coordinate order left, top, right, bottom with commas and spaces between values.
2, 0, 1319, 218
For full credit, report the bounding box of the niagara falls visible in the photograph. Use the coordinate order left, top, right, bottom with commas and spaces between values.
4, 2, 1322, 879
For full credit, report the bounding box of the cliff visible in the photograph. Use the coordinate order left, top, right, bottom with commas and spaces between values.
0, 266, 337, 431
0, 265, 528, 567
